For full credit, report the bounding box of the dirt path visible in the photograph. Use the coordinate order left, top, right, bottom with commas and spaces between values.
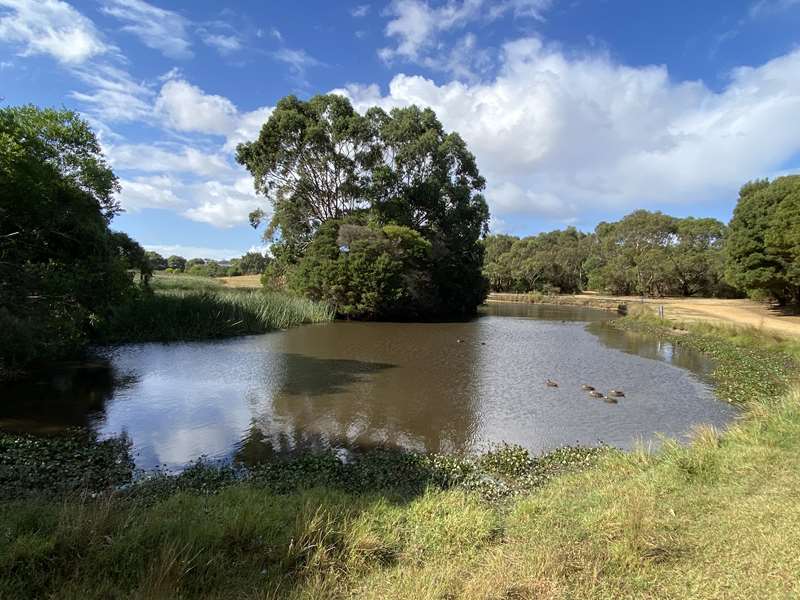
630, 296, 800, 337
489, 293, 800, 338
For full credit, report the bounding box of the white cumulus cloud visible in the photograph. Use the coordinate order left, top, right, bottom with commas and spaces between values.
337, 38, 800, 224
183, 177, 265, 228
155, 78, 239, 134
105, 143, 234, 178
117, 175, 186, 211
0, 0, 110, 64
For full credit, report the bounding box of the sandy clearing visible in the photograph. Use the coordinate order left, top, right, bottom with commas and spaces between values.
581, 295, 800, 338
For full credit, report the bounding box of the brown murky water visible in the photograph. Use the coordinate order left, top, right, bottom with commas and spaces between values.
0, 303, 737, 470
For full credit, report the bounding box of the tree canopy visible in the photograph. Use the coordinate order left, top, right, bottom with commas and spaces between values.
237, 94, 489, 318
0, 106, 144, 372
726, 176, 800, 304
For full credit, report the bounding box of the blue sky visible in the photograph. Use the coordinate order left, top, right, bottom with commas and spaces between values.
2, 0, 800, 259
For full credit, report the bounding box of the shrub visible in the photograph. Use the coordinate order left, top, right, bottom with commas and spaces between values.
289, 221, 434, 320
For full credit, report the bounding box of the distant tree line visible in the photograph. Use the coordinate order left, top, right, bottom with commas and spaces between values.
144, 251, 270, 278
484, 176, 800, 302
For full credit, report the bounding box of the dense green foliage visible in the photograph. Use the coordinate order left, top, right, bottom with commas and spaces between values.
288, 221, 434, 319
166, 254, 186, 271
0, 106, 147, 374
484, 210, 730, 297
0, 106, 323, 377
725, 176, 800, 304
237, 94, 489, 319
144, 250, 167, 271
484, 227, 590, 294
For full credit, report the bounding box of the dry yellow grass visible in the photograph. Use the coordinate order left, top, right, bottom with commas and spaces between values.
218, 274, 263, 288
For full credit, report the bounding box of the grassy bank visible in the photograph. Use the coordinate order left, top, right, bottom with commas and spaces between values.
2, 313, 799, 598
97, 274, 333, 343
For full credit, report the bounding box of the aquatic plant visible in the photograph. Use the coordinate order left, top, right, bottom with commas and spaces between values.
97, 289, 334, 343
614, 312, 797, 404
0, 431, 133, 500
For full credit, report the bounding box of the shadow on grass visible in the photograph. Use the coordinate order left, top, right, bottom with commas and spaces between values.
0, 426, 601, 599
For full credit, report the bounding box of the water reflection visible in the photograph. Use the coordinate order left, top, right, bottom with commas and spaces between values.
0, 361, 135, 433
0, 304, 738, 470
585, 322, 714, 377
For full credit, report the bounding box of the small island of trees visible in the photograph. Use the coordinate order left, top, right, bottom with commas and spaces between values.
236, 94, 489, 320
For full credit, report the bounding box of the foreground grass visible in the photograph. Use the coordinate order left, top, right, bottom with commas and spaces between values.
3, 314, 800, 598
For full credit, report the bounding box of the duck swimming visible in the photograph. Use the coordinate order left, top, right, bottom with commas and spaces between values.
608, 389, 625, 398
546, 379, 559, 387
581, 384, 595, 391
588, 390, 604, 398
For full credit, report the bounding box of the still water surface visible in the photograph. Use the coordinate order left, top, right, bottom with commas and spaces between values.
0, 303, 738, 470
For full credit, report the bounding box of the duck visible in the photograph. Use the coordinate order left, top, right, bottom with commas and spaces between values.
546, 379, 559, 388
581, 384, 595, 391
456, 338, 464, 344
603, 397, 619, 404
588, 390, 604, 398
608, 389, 625, 398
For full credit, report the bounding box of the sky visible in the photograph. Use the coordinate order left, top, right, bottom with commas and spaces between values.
2, 0, 800, 260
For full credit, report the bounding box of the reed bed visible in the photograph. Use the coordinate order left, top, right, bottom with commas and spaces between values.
98, 289, 333, 343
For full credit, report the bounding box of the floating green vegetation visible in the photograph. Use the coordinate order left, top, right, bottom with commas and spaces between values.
0, 431, 133, 500
0, 433, 604, 506
613, 312, 798, 405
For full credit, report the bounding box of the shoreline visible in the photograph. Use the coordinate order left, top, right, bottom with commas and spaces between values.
2, 312, 799, 598
488, 292, 800, 337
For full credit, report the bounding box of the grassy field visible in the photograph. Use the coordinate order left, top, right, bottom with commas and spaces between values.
219, 274, 264, 288
2, 312, 800, 598
97, 273, 333, 343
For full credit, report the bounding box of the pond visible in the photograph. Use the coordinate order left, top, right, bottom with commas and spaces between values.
0, 303, 738, 471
